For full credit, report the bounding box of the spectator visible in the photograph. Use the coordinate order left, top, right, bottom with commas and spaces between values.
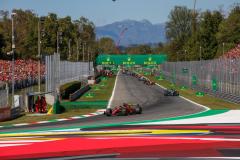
0, 59, 45, 89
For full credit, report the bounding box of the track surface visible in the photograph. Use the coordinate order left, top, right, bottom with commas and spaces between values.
1, 72, 240, 159
0, 72, 204, 132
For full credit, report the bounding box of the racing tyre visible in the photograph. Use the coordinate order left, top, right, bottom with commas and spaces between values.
105, 108, 112, 116
120, 108, 128, 116
135, 106, 142, 114
164, 91, 168, 96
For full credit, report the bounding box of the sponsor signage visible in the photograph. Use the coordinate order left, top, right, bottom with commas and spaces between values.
96, 54, 167, 65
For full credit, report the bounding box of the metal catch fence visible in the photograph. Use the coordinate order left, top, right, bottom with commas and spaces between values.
161, 58, 240, 103
45, 53, 94, 94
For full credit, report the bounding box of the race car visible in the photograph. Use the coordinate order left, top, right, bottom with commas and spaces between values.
164, 89, 179, 96
104, 103, 142, 116
100, 70, 114, 77
138, 76, 146, 81
143, 79, 155, 85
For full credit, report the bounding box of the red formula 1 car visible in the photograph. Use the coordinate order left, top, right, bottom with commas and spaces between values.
104, 103, 142, 116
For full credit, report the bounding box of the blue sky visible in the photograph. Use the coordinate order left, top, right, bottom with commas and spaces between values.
1, 0, 240, 26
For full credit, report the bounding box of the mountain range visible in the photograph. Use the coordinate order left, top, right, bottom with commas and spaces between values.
96, 19, 166, 47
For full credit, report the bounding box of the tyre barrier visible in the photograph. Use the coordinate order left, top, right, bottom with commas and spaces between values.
69, 85, 91, 101
95, 77, 101, 84
0, 107, 11, 122
10, 107, 22, 119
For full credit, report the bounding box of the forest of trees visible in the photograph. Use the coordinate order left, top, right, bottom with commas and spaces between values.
164, 3, 240, 61
0, 3, 240, 61
0, 9, 96, 61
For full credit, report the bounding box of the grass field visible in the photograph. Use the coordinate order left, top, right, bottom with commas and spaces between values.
146, 75, 240, 110
1, 76, 117, 125
76, 76, 116, 101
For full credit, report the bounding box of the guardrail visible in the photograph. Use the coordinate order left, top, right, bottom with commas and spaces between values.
69, 85, 91, 101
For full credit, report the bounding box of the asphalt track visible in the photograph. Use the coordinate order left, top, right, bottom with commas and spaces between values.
0, 72, 205, 132
1, 72, 240, 159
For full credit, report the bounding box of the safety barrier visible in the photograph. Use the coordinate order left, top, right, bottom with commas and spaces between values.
45, 53, 94, 95
0, 107, 11, 122
69, 85, 91, 101
10, 107, 22, 119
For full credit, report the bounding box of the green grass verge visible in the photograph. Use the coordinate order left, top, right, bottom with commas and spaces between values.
146, 75, 240, 110
76, 76, 116, 101
60, 101, 108, 110
0, 108, 97, 126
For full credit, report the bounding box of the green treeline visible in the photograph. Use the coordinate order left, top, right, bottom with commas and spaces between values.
164, 4, 240, 61
0, 9, 96, 61
0, 3, 240, 61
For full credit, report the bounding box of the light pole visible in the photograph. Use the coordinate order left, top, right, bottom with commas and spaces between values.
199, 45, 202, 90
199, 46, 202, 61
82, 42, 86, 62
68, 39, 72, 60
184, 50, 187, 61
37, 17, 45, 93
76, 23, 83, 61
11, 12, 16, 108
38, 19, 41, 92
57, 32, 59, 54
176, 52, 179, 61
57, 30, 62, 55
76, 39, 80, 61
222, 42, 225, 56
88, 46, 90, 75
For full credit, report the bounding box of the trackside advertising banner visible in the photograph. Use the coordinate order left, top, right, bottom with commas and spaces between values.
96, 54, 167, 66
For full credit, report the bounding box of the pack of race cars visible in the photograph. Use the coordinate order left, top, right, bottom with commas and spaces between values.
103, 69, 179, 117
122, 69, 155, 86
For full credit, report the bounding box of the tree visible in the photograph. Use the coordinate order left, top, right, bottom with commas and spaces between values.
98, 37, 116, 54
165, 6, 193, 60
216, 4, 240, 56
73, 16, 96, 61
0, 9, 97, 61
184, 10, 223, 60
166, 6, 192, 44
0, 33, 5, 58
125, 44, 152, 54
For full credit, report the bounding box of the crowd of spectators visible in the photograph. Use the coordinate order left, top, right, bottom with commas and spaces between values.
0, 59, 45, 89
223, 44, 240, 59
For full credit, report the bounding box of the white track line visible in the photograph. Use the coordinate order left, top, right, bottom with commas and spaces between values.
138, 110, 240, 125
154, 82, 210, 111
0, 144, 27, 147
92, 136, 240, 142
107, 71, 120, 108
13, 123, 29, 127
37, 121, 50, 124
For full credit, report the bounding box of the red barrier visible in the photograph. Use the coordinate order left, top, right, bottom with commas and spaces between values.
0, 107, 11, 122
